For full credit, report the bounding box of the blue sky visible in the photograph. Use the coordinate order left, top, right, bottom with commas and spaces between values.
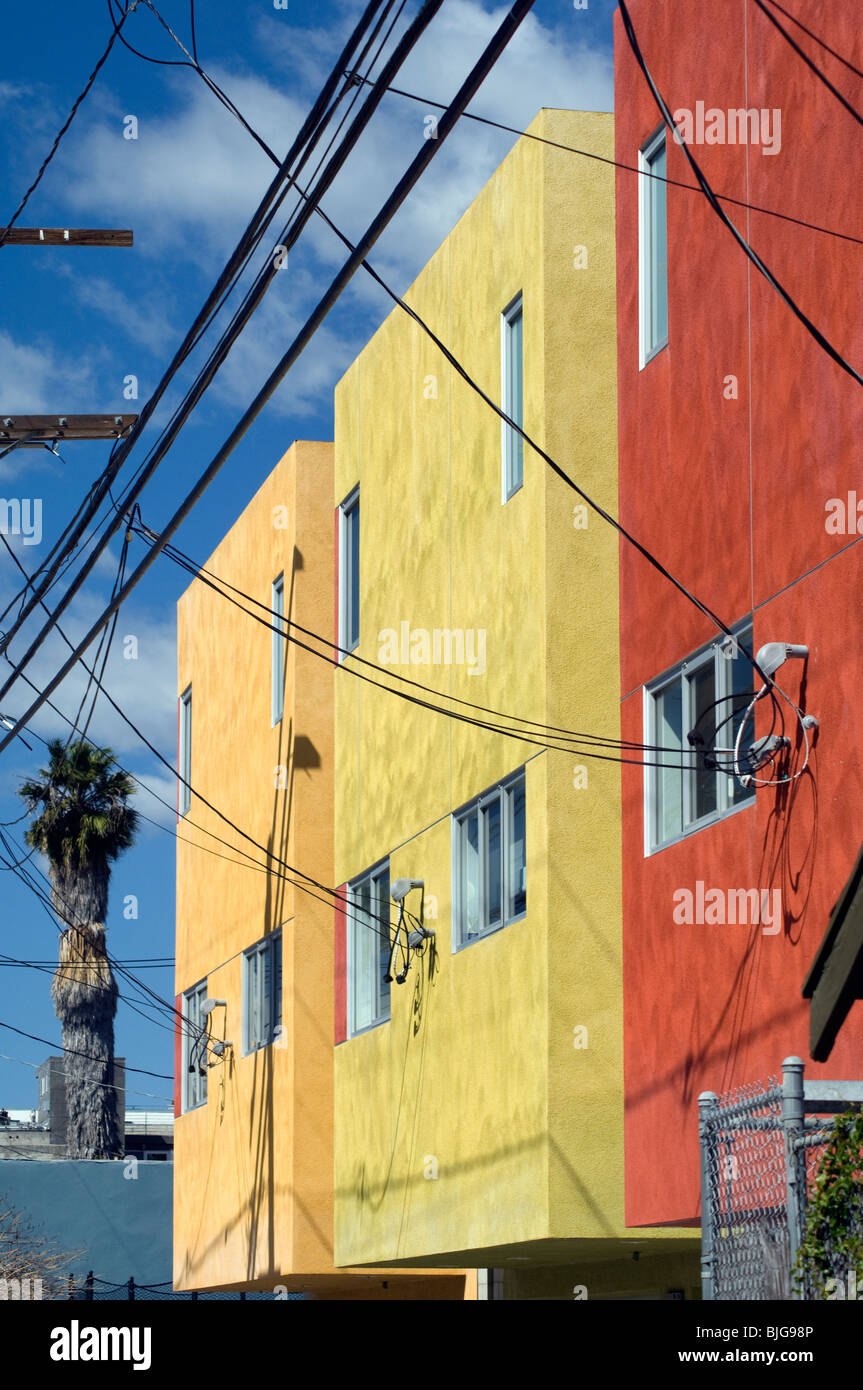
0, 0, 615, 1107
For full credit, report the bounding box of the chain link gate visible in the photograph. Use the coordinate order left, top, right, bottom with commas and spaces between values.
699, 1057, 863, 1300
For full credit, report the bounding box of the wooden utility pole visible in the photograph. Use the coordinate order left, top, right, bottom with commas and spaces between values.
1, 226, 137, 444
1, 416, 137, 445
0, 227, 133, 247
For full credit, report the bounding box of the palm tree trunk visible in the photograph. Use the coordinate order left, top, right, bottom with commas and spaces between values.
51, 914, 122, 1161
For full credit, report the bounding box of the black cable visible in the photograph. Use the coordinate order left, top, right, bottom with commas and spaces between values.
0, 1020, 171, 1080
6, 646, 401, 948
140, 521, 703, 764
0, 0, 395, 666
0, 0, 441, 707
753, 0, 863, 129
762, 0, 863, 82
617, 0, 863, 390
0, 0, 539, 759
0, 2, 134, 249
0, 832, 181, 1035
347, 73, 863, 249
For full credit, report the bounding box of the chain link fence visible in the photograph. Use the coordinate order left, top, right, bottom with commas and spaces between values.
699, 1057, 863, 1299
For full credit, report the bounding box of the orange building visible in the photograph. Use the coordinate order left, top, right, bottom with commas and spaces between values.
172, 439, 470, 1298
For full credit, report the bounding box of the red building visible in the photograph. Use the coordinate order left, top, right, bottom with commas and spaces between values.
614, 0, 863, 1226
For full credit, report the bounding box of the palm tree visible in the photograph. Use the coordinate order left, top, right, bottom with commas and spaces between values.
19, 739, 138, 1160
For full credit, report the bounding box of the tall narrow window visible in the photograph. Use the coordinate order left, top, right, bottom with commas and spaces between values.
243, 932, 282, 1053
339, 489, 360, 655
453, 770, 526, 949
348, 861, 390, 1037
182, 979, 207, 1111
501, 293, 524, 500
272, 573, 285, 725
178, 685, 192, 816
639, 127, 668, 366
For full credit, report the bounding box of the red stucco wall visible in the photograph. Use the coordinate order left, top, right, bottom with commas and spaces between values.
614, 0, 863, 1225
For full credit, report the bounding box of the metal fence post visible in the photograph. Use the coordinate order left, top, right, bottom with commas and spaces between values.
128, 1276, 135, 1302
699, 1090, 719, 1301
782, 1056, 805, 1298
85, 1271, 93, 1301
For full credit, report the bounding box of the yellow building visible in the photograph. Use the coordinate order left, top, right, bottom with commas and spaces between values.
173, 440, 470, 1298
332, 111, 700, 1298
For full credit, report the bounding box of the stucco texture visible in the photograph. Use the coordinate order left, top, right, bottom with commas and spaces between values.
332, 110, 697, 1283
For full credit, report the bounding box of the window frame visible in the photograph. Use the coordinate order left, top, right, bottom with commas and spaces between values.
271, 573, 286, 725
182, 979, 208, 1113
178, 685, 192, 817
338, 488, 360, 658
644, 622, 756, 855
501, 291, 524, 502
242, 931, 283, 1055
452, 768, 527, 951
346, 859, 391, 1038
638, 125, 669, 368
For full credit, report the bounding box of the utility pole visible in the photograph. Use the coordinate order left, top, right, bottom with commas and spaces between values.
1, 416, 138, 447
1, 227, 137, 443
0, 227, 132, 247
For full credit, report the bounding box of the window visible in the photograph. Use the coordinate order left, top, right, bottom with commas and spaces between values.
182, 980, 207, 1111
639, 127, 668, 366
501, 292, 524, 500
339, 489, 360, 655
453, 770, 526, 949
347, 861, 390, 1037
243, 932, 282, 1053
272, 574, 285, 725
646, 624, 755, 853
178, 685, 192, 817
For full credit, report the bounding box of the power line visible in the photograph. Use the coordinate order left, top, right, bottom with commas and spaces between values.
617, 0, 863, 390
0, 0, 399, 666
761, 0, 863, 81
0, 1, 135, 250
137, 520, 720, 768
345, 73, 863, 249
0, 0, 538, 759
0, 835, 182, 1037
753, 0, 863, 129
0, 1020, 172, 1081
0, 1050, 171, 1105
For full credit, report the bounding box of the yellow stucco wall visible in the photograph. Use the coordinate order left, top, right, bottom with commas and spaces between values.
173, 441, 472, 1298
332, 111, 698, 1278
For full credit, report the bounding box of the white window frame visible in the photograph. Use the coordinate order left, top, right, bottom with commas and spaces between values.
639, 125, 669, 368
271, 574, 285, 725
178, 685, 192, 817
338, 488, 360, 658
347, 859, 391, 1038
182, 980, 208, 1112
243, 932, 282, 1054
501, 292, 524, 502
452, 769, 527, 951
644, 622, 755, 855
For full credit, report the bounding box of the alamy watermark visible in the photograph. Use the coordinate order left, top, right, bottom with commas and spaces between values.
672, 102, 781, 156
672, 881, 782, 935
378, 622, 486, 676
0, 497, 41, 545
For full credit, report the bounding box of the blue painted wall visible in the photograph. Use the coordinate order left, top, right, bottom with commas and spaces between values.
0, 1160, 171, 1287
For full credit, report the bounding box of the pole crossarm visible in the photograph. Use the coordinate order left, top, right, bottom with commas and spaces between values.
0, 228, 133, 247
0, 415, 138, 443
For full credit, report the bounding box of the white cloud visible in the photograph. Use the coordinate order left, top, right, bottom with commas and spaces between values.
0, 329, 101, 415
15, 3, 613, 433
